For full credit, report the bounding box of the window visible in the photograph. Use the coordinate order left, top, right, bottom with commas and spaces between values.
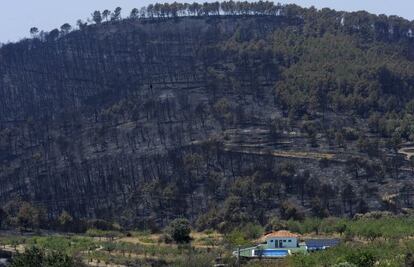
270, 240, 274, 242
288, 240, 292, 242
283, 240, 286, 242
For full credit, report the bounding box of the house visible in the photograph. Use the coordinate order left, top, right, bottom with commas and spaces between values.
234, 230, 306, 258
234, 230, 340, 259
261, 230, 300, 249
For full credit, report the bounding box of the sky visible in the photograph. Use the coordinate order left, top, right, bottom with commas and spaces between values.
0, 0, 413, 43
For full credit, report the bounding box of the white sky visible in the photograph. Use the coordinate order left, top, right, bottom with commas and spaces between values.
0, 0, 413, 43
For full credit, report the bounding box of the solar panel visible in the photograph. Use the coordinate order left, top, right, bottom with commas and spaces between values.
305, 239, 340, 249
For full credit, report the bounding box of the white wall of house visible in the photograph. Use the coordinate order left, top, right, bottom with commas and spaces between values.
266, 237, 298, 248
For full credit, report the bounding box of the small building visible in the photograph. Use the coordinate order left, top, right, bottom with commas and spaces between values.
234, 230, 340, 259
234, 230, 306, 258
261, 230, 300, 249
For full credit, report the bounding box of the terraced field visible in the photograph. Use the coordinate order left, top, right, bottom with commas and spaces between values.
0, 231, 225, 267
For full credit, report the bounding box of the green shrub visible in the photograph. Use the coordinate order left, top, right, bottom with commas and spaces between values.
241, 223, 263, 240
345, 250, 376, 267
332, 263, 357, 267
224, 230, 251, 247
166, 218, 191, 243
11, 247, 78, 267
25, 236, 97, 256
174, 252, 215, 267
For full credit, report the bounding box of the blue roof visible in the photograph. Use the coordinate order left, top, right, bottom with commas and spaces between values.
305, 239, 340, 248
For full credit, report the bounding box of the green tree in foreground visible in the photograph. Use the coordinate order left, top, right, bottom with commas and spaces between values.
345, 250, 376, 267
167, 218, 191, 243
11, 247, 76, 267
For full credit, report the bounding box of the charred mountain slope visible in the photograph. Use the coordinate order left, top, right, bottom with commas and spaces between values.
0, 6, 414, 229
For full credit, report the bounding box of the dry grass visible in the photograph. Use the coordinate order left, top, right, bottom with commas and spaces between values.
2, 244, 25, 253
191, 231, 223, 248
224, 147, 335, 160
